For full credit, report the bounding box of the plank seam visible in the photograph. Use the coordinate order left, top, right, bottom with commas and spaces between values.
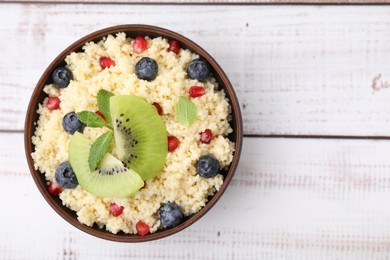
0, 130, 24, 134
244, 134, 390, 140
2, 1, 390, 5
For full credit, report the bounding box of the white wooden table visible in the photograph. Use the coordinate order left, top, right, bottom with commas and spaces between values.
2, 2, 390, 259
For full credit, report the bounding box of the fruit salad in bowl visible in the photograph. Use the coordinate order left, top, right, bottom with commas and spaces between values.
25, 25, 242, 242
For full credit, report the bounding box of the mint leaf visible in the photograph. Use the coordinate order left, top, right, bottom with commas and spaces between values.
97, 90, 114, 126
88, 131, 113, 171
176, 96, 197, 126
77, 111, 107, 128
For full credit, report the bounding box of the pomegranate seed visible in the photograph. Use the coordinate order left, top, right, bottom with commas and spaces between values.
133, 36, 148, 54
48, 181, 62, 196
168, 40, 181, 54
95, 111, 108, 123
47, 97, 61, 110
189, 86, 205, 98
110, 203, 124, 217
200, 129, 213, 144
136, 221, 150, 236
99, 57, 116, 69
168, 136, 179, 152
152, 102, 163, 115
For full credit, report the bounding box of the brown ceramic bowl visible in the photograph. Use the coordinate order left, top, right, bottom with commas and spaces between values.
24, 24, 243, 242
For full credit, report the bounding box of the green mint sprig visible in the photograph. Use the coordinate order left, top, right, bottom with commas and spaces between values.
76, 89, 115, 170
88, 130, 113, 171
77, 111, 109, 128
77, 89, 114, 130
176, 96, 197, 126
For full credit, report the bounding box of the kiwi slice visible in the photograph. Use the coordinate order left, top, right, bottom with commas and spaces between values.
69, 132, 144, 198
110, 95, 168, 180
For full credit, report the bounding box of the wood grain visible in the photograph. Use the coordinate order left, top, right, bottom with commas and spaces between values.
5, 2, 390, 258
2, 4, 390, 136
6, 0, 390, 4
3, 132, 390, 259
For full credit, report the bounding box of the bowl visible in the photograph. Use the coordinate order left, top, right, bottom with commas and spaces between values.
24, 24, 243, 242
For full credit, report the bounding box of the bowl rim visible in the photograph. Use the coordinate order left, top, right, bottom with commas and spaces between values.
24, 24, 243, 242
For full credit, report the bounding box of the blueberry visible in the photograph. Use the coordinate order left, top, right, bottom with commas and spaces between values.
135, 57, 158, 81
158, 202, 184, 228
187, 58, 211, 82
196, 155, 220, 178
52, 67, 73, 88
55, 161, 78, 188
62, 112, 86, 135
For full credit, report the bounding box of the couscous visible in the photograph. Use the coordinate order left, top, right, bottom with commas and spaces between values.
31, 33, 234, 235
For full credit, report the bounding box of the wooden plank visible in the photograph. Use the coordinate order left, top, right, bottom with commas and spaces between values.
7, 0, 390, 4
2, 4, 390, 136
4, 132, 390, 258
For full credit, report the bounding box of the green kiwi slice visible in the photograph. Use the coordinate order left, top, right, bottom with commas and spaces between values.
69, 132, 144, 198
110, 95, 168, 180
